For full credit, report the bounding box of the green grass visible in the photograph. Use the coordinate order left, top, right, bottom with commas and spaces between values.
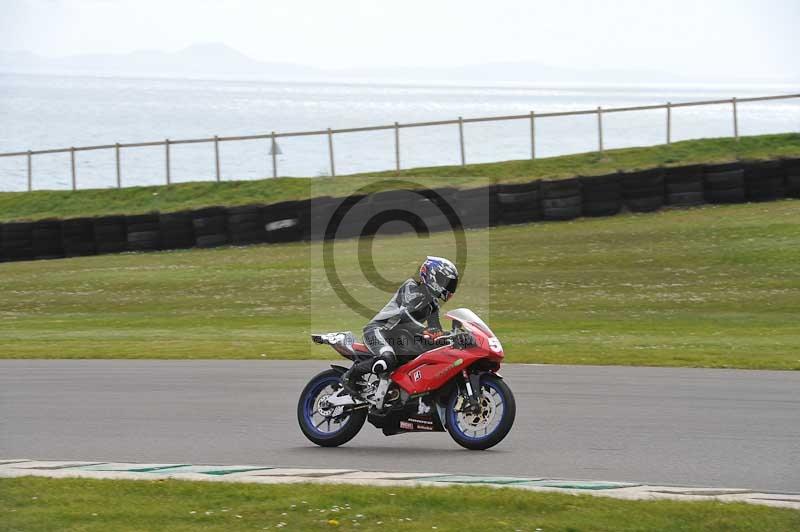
2, 477, 798, 532
1, 133, 799, 222
1, 200, 798, 369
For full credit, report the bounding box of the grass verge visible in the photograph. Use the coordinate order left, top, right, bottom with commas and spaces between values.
1, 200, 798, 369
2, 477, 798, 532
1, 133, 799, 222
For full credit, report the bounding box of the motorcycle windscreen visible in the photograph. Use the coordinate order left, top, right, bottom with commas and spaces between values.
444, 308, 495, 337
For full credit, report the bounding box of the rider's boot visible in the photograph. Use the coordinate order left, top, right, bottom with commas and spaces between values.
341, 353, 395, 400
341, 358, 372, 399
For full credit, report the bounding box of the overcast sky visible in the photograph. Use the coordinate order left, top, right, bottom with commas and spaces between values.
2, 0, 798, 78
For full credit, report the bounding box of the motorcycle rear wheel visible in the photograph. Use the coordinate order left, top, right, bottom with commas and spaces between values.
297, 369, 367, 447
446, 374, 516, 450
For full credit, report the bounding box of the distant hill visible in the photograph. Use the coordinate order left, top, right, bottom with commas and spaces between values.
0, 43, 322, 80
1, 43, 797, 84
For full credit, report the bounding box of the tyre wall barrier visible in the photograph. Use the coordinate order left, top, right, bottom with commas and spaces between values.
227, 204, 266, 245
61, 217, 96, 257
580, 173, 622, 217
263, 200, 305, 243
786, 157, 800, 198
0, 158, 795, 263
664, 164, 705, 206
94, 216, 127, 254
1, 222, 35, 261
33, 219, 64, 259
192, 207, 228, 248
413, 187, 458, 233
304, 196, 338, 241
363, 189, 418, 237
159, 211, 195, 249
453, 185, 497, 228
703, 162, 746, 204
126, 213, 161, 252
745, 160, 785, 202
496, 182, 541, 225
541, 178, 581, 220
621, 168, 664, 212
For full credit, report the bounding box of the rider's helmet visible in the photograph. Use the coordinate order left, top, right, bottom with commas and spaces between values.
419, 256, 459, 302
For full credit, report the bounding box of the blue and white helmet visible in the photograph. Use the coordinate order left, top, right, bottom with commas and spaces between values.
419, 256, 459, 302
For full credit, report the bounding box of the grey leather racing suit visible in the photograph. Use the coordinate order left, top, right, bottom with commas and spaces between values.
343, 278, 442, 390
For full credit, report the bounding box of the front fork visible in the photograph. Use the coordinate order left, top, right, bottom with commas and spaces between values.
456, 369, 483, 414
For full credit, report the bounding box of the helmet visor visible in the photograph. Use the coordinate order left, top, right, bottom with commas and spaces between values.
442, 276, 458, 299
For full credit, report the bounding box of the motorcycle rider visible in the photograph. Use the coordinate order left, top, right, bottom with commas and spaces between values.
341, 256, 459, 398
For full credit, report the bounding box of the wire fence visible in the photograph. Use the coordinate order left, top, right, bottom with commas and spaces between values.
1, 93, 798, 192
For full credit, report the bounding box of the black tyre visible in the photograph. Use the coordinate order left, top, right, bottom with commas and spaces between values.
543, 205, 581, 220
297, 369, 367, 447
542, 196, 581, 209
496, 189, 539, 206
620, 168, 664, 190
264, 200, 305, 243
583, 200, 621, 217
666, 180, 703, 194
496, 191, 541, 224
193, 215, 227, 235
625, 196, 663, 213
456, 198, 495, 228
96, 240, 128, 253
707, 188, 745, 204
623, 184, 663, 200
455, 186, 497, 227
747, 179, 785, 201
196, 234, 228, 248
786, 175, 800, 198
499, 209, 543, 225
230, 230, 266, 244
227, 204, 262, 216
446, 374, 515, 451
704, 169, 744, 190
667, 191, 704, 206
541, 178, 580, 199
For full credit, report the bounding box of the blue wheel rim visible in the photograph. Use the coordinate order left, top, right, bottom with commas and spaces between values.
303, 376, 351, 437
448, 379, 506, 442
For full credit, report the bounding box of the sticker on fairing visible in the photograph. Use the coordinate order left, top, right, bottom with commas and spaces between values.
412, 369, 422, 382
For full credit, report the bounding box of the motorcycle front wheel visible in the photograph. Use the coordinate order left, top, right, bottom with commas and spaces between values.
446, 374, 516, 450
297, 369, 367, 447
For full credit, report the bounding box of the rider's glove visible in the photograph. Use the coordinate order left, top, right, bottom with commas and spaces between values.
423, 328, 444, 341
453, 330, 476, 349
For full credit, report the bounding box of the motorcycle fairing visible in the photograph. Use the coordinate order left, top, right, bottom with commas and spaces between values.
390, 322, 502, 396
368, 396, 446, 435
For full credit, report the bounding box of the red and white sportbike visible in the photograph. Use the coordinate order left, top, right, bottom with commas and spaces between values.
298, 309, 515, 450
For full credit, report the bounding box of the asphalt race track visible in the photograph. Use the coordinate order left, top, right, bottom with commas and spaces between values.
1, 360, 798, 493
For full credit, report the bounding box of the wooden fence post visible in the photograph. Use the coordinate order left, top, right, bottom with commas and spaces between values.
666, 102, 672, 145
732, 97, 739, 140
115, 143, 121, 188
271, 132, 277, 178
327, 128, 336, 177
70, 147, 76, 190
214, 136, 221, 182
458, 116, 466, 166
394, 122, 401, 172
597, 107, 604, 154
530, 111, 536, 159
27, 151, 32, 191
165, 139, 171, 185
